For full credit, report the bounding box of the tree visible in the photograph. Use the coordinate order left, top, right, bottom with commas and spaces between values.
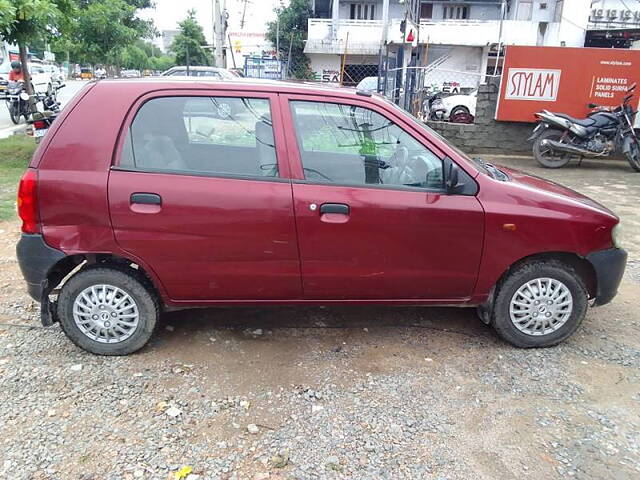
73, 0, 153, 66
0, 0, 75, 108
265, 0, 312, 79
170, 10, 211, 67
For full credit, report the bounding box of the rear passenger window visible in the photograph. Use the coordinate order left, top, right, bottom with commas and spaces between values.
290, 101, 443, 189
120, 96, 278, 177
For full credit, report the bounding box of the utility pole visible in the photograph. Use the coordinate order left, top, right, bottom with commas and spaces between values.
213, 0, 226, 67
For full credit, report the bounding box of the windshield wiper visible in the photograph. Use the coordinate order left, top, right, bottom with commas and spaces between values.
473, 157, 508, 181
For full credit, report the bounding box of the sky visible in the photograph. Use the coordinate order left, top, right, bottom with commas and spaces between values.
138, 0, 288, 48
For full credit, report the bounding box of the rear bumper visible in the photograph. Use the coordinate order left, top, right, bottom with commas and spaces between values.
586, 248, 627, 306
16, 234, 65, 301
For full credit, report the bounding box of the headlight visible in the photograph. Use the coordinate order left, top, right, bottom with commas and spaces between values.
612, 223, 623, 248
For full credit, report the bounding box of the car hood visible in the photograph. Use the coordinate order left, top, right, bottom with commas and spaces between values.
499, 166, 616, 217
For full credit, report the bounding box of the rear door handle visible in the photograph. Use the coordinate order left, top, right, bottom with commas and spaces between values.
130, 193, 161, 205
320, 203, 349, 215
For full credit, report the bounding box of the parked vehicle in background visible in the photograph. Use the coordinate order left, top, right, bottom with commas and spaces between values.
16, 79, 626, 355
530, 83, 640, 172
95, 66, 107, 79
160, 66, 236, 79
41, 64, 64, 85
121, 69, 141, 78
79, 67, 93, 80
28, 63, 56, 96
440, 90, 477, 123
356, 76, 378, 91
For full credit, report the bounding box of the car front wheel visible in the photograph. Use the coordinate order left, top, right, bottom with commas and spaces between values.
57, 267, 159, 355
491, 260, 588, 348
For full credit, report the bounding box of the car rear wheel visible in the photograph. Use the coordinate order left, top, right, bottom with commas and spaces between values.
533, 129, 571, 168
57, 267, 158, 355
491, 260, 588, 348
625, 138, 640, 172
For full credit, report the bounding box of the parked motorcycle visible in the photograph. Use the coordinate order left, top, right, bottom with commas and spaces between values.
26, 83, 65, 143
529, 83, 640, 172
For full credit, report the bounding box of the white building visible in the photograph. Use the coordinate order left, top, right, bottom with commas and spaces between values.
305, 0, 590, 88
585, 0, 640, 48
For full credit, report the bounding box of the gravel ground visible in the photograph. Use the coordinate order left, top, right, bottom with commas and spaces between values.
1, 156, 639, 480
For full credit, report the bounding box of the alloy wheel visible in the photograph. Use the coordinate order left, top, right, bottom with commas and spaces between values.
72, 284, 140, 343
509, 278, 573, 336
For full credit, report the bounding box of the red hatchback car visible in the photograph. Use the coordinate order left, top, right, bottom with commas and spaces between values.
16, 79, 626, 355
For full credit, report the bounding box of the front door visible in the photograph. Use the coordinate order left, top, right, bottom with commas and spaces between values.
108, 91, 301, 301
283, 97, 484, 300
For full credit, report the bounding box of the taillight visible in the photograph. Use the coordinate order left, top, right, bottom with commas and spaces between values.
17, 169, 40, 234
33, 120, 47, 129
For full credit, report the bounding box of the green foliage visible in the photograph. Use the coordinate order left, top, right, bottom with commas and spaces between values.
120, 45, 147, 70
0, 0, 75, 45
0, 136, 37, 221
265, 0, 312, 79
170, 9, 211, 66
149, 54, 176, 72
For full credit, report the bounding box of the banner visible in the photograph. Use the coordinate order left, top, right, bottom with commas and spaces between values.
496, 46, 640, 123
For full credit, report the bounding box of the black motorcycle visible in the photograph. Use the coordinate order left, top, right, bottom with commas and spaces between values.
4, 80, 31, 124
529, 83, 640, 172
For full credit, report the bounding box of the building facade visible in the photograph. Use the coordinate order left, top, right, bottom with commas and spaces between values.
585, 0, 640, 48
305, 0, 590, 89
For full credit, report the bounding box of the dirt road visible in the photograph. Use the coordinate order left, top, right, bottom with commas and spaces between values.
0, 156, 638, 480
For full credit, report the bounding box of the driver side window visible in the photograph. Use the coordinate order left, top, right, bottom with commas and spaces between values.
290, 101, 443, 189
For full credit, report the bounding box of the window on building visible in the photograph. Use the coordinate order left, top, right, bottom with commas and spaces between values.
554, 0, 564, 22
517, 0, 533, 21
443, 5, 469, 20
121, 96, 278, 178
350, 2, 376, 20
420, 2, 433, 19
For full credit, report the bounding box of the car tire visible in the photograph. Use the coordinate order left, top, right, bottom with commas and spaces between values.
491, 260, 588, 348
57, 267, 159, 355
449, 105, 469, 117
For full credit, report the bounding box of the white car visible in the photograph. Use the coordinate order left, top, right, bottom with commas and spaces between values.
28, 63, 56, 95
357, 76, 378, 91
441, 90, 477, 120
160, 66, 236, 79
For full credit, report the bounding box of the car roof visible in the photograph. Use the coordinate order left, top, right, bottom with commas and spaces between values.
167, 66, 225, 71
95, 77, 375, 100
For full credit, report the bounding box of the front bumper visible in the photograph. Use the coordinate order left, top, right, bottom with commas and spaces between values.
586, 248, 628, 306
16, 234, 65, 301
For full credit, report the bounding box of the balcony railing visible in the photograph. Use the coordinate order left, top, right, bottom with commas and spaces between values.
419, 19, 550, 46
305, 19, 384, 54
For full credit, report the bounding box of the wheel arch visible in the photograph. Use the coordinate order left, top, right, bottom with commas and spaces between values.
492, 251, 597, 301
45, 253, 165, 304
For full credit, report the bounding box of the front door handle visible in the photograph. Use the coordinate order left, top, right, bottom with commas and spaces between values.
130, 193, 161, 205
320, 203, 349, 215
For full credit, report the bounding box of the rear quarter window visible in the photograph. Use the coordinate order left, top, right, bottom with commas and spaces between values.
120, 96, 278, 178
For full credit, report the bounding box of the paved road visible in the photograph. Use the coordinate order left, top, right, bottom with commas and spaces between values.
0, 80, 87, 138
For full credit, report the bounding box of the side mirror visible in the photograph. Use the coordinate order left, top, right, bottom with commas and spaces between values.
445, 160, 459, 193
443, 157, 479, 195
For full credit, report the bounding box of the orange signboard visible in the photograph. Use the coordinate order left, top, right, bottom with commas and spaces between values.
496, 45, 640, 123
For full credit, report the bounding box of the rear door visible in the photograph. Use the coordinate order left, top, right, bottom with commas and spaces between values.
281, 95, 485, 300
108, 90, 301, 301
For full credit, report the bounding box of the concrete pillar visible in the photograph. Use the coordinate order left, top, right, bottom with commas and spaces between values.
381, 0, 390, 45
480, 45, 489, 84
331, 0, 340, 40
